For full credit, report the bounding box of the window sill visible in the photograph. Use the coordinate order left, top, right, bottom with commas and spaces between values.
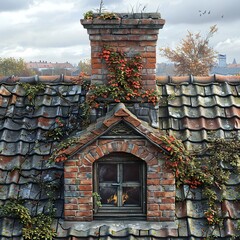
60, 220, 178, 237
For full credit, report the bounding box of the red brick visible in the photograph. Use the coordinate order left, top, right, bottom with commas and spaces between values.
65, 204, 78, 210
154, 192, 175, 198
143, 63, 156, 69
82, 191, 92, 196
79, 179, 92, 185
91, 56, 101, 66
80, 157, 91, 166
112, 29, 131, 35
159, 204, 175, 210
162, 172, 175, 179
96, 146, 104, 158
124, 116, 141, 127
162, 198, 175, 204
147, 211, 161, 217
98, 139, 112, 145
161, 179, 175, 185
75, 211, 92, 217
78, 185, 92, 191
78, 197, 92, 204
64, 210, 76, 216
79, 166, 92, 172
92, 63, 102, 69
64, 160, 76, 166
147, 158, 158, 166
147, 179, 160, 185
65, 166, 78, 172
84, 153, 95, 163
148, 172, 160, 179
139, 41, 157, 47
99, 29, 112, 34
64, 172, 77, 178
147, 204, 159, 211
131, 145, 139, 155
120, 141, 128, 152
79, 204, 93, 211
121, 19, 139, 25
134, 140, 146, 146
92, 19, 120, 25
142, 52, 156, 58
99, 144, 109, 155
147, 58, 156, 63
117, 42, 127, 47
103, 116, 120, 127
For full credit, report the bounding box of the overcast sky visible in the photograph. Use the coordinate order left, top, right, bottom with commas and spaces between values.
0, 0, 240, 65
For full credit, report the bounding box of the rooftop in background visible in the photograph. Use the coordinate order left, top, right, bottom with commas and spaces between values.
27, 61, 75, 70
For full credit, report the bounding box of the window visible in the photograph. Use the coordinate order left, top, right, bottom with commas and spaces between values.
93, 153, 146, 220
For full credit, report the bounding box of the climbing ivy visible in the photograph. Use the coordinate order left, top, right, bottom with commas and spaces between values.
162, 134, 240, 228
19, 82, 46, 105
0, 200, 56, 240
87, 46, 159, 108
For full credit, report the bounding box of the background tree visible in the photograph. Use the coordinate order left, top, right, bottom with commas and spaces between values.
160, 25, 218, 76
78, 59, 91, 75
0, 57, 35, 77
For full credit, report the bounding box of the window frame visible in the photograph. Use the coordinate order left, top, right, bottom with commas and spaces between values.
93, 153, 146, 220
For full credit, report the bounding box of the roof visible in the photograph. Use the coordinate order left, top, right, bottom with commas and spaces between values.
156, 75, 240, 150
0, 74, 240, 239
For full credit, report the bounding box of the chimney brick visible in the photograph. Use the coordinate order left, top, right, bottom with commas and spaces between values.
81, 13, 165, 88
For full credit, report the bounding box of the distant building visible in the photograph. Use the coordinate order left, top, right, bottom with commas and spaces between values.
211, 54, 240, 75
156, 62, 175, 76
218, 54, 227, 67
27, 61, 77, 75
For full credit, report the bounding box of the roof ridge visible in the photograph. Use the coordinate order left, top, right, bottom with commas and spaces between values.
156, 75, 240, 84
0, 75, 91, 84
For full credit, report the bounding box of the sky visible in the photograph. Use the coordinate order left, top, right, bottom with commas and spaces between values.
0, 0, 240, 65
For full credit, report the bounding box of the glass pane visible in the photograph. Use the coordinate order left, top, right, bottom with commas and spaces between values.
122, 187, 140, 205
123, 163, 140, 182
99, 164, 117, 182
99, 187, 117, 205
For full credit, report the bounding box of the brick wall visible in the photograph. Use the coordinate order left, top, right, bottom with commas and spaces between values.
63, 13, 175, 223
81, 13, 165, 90
64, 138, 175, 221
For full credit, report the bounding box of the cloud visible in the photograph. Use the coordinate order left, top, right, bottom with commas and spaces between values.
0, 0, 33, 12
161, 0, 240, 25
0, 0, 240, 65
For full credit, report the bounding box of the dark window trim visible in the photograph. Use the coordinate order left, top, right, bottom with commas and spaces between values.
93, 153, 146, 220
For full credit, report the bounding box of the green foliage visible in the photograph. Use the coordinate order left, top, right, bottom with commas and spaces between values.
0, 200, 56, 240
44, 118, 65, 141
49, 137, 79, 162
19, 82, 46, 105
164, 135, 240, 227
88, 46, 159, 108
0, 57, 35, 77
78, 59, 91, 75
99, 12, 119, 20
92, 192, 102, 208
84, 10, 94, 19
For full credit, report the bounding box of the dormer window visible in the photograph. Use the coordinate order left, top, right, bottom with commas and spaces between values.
93, 153, 146, 220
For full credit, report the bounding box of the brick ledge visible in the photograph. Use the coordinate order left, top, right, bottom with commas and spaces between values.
61, 220, 178, 237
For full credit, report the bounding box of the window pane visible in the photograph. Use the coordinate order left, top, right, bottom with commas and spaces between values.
99, 164, 117, 182
122, 187, 141, 205
123, 163, 140, 182
99, 186, 117, 205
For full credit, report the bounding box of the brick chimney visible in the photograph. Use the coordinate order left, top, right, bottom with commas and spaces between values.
81, 13, 165, 90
